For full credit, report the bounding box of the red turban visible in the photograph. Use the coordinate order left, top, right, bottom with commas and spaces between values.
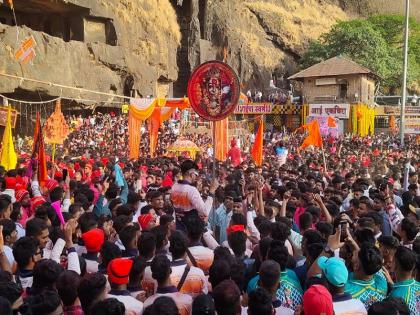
138, 214, 154, 230
226, 224, 245, 235
107, 258, 133, 285
82, 228, 105, 253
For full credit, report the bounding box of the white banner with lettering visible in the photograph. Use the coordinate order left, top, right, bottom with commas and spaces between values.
308, 103, 350, 119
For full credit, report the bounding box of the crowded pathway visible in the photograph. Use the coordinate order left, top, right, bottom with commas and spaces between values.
0, 112, 418, 315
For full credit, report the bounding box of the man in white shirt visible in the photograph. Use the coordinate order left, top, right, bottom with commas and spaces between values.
144, 255, 192, 315
171, 160, 216, 231
0, 219, 18, 267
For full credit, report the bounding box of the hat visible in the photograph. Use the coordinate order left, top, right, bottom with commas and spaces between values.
31, 196, 46, 213
409, 204, 420, 219
180, 160, 198, 174
15, 190, 29, 203
138, 214, 154, 230
231, 138, 237, 147
317, 257, 348, 287
5, 177, 17, 190
45, 179, 59, 192
303, 285, 334, 315
226, 224, 245, 235
91, 170, 102, 179
107, 258, 133, 285
101, 158, 109, 166
82, 228, 105, 253
161, 173, 173, 188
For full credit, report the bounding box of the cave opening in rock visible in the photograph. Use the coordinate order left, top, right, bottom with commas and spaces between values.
0, 0, 117, 45
170, 0, 206, 97
171, 0, 193, 97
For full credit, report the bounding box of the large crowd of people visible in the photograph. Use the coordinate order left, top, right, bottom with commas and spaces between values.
62, 113, 213, 158
0, 111, 418, 315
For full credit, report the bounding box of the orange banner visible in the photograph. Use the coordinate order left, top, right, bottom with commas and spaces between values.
251, 118, 264, 166
214, 118, 229, 161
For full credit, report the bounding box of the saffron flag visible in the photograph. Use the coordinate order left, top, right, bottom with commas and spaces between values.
7, 0, 13, 10
0, 107, 17, 170
251, 117, 264, 166
300, 119, 323, 150
32, 112, 48, 185
214, 118, 229, 161
327, 116, 337, 128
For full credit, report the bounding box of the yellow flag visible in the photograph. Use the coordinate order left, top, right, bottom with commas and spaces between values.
0, 107, 17, 170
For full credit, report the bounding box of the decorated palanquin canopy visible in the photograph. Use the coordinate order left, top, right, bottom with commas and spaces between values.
167, 139, 201, 159
128, 97, 190, 160
44, 99, 70, 144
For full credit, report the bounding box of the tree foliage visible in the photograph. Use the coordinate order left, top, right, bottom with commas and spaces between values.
299, 15, 420, 94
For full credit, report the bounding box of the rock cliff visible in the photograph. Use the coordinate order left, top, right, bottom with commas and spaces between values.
0, 0, 418, 101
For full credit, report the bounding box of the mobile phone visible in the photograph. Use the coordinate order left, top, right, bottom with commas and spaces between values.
63, 169, 68, 181
340, 220, 348, 242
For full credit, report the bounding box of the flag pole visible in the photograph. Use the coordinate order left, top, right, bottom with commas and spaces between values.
211, 121, 217, 234
321, 144, 327, 173
400, 0, 410, 146
52, 143, 56, 162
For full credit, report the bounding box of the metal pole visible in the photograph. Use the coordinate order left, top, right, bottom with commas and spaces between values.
400, 0, 410, 146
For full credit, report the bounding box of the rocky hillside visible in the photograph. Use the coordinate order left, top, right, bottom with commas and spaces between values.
0, 0, 181, 100
0, 0, 417, 101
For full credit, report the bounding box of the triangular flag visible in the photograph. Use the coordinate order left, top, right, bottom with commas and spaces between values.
251, 117, 264, 166
32, 113, 48, 185
300, 119, 323, 150
327, 116, 337, 128
0, 107, 17, 170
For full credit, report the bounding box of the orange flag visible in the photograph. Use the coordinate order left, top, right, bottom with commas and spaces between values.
300, 119, 323, 150
32, 113, 48, 185
251, 117, 264, 166
327, 116, 337, 128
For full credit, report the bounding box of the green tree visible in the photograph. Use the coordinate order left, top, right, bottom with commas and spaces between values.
299, 15, 420, 94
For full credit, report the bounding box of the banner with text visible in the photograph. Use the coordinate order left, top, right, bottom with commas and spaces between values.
235, 103, 273, 114
308, 104, 350, 119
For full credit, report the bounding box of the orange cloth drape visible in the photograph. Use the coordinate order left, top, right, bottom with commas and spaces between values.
251, 117, 264, 166
129, 98, 189, 159
129, 99, 157, 160
389, 115, 396, 132
149, 107, 175, 157
165, 98, 190, 110
300, 119, 323, 150
214, 118, 229, 161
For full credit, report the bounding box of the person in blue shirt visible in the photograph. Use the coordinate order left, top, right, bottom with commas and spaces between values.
371, 195, 392, 237
247, 240, 302, 311
212, 191, 236, 244
345, 243, 388, 310
389, 246, 420, 315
